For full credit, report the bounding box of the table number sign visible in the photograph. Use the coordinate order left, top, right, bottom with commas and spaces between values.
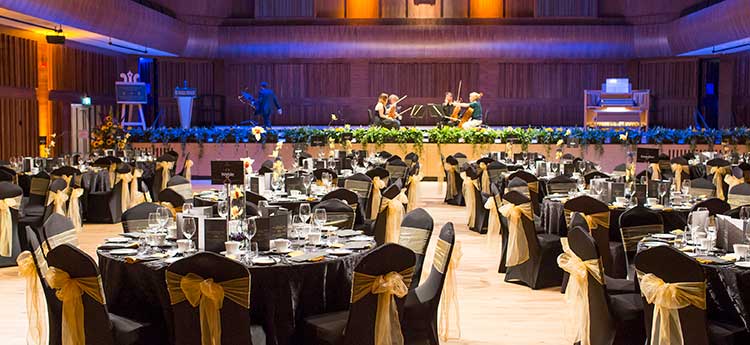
636, 148, 659, 163
211, 160, 245, 185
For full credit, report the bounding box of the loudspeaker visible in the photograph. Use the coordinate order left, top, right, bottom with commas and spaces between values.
45, 35, 65, 45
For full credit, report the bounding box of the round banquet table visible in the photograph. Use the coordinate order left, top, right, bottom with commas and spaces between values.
193, 195, 322, 214
703, 263, 750, 331
98, 250, 365, 345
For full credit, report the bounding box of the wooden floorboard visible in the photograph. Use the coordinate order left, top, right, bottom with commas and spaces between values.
0, 181, 568, 345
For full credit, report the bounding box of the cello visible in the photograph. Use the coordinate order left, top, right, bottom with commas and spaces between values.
448, 80, 462, 124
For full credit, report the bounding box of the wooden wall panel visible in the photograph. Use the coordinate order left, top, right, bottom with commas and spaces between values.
470, 0, 503, 18
49, 45, 126, 96
535, 0, 597, 17
409, 0, 441, 18
443, 0, 469, 17
368, 62, 479, 98
0, 34, 38, 89
255, 0, 315, 17
381, 0, 407, 18
732, 52, 750, 125
0, 98, 38, 159
157, 59, 218, 126
504, 0, 533, 17
635, 59, 698, 128
316, 0, 345, 18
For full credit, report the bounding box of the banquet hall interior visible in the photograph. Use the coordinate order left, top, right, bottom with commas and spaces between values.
4, 0, 750, 344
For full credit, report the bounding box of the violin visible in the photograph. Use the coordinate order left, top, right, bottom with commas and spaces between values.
387, 95, 408, 119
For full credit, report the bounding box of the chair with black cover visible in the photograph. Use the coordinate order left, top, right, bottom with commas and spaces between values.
45, 244, 152, 345
501, 190, 563, 289
398, 208, 434, 290
562, 153, 576, 161
245, 191, 267, 206
87, 165, 129, 223
0, 166, 15, 182
707, 158, 732, 200
385, 158, 409, 185
404, 152, 419, 168
453, 152, 467, 168
50, 166, 81, 185
727, 183, 750, 209
372, 183, 406, 245
443, 155, 464, 206
40, 213, 78, 253
547, 174, 578, 194
322, 189, 362, 225
304, 243, 416, 345
689, 177, 717, 199
565, 195, 626, 278
25, 171, 51, 218
402, 222, 455, 344
21, 226, 63, 345
313, 168, 338, 187
635, 246, 748, 345
152, 155, 177, 201
561, 226, 646, 345
121, 202, 162, 232
166, 252, 266, 345
245, 201, 260, 217
342, 174, 373, 226
507, 170, 541, 215
612, 163, 627, 178
258, 160, 275, 175
313, 199, 356, 229
739, 162, 750, 183
463, 165, 488, 234
158, 175, 193, 210
385, 155, 402, 163
691, 197, 730, 216
670, 157, 691, 189
377, 151, 393, 159
584, 170, 611, 185
486, 161, 507, 185
618, 206, 664, 275
0, 182, 23, 267
42, 179, 69, 223
365, 167, 389, 184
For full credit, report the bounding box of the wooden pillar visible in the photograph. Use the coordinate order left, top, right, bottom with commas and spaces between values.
718, 55, 735, 128
37, 40, 51, 157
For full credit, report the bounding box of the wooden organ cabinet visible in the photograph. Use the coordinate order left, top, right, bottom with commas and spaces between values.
584, 78, 650, 128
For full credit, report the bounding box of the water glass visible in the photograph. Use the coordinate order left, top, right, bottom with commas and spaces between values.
158, 207, 171, 229
148, 213, 161, 231
182, 217, 196, 251
299, 203, 312, 223
217, 200, 229, 218
182, 202, 194, 215
313, 208, 327, 228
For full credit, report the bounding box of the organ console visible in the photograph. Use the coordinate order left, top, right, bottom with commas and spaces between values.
584, 78, 650, 128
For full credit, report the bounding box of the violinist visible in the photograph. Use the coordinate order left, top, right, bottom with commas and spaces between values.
373, 93, 400, 129
453, 92, 483, 129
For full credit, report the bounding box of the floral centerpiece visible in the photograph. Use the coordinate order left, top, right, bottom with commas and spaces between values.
91, 115, 130, 151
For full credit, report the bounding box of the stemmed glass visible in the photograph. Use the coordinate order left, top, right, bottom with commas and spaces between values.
314, 208, 327, 229
158, 207, 170, 231
658, 182, 669, 206
243, 217, 257, 260
299, 203, 311, 224
576, 176, 586, 193
741, 207, 750, 254
272, 173, 284, 194
182, 217, 196, 252
681, 180, 691, 198
578, 160, 587, 175
182, 203, 193, 215
550, 163, 560, 176
590, 180, 602, 200
321, 172, 332, 190
302, 174, 313, 195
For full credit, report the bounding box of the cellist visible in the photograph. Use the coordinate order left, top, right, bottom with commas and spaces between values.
453, 92, 483, 129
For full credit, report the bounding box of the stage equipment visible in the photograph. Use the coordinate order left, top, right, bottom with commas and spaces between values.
116, 71, 148, 129
584, 78, 650, 128
175, 81, 197, 129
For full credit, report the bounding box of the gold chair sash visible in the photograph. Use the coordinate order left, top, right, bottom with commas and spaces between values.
479, 163, 491, 194
710, 166, 732, 200
370, 176, 387, 220
157, 161, 175, 193
66, 188, 84, 232
438, 240, 462, 341
46, 190, 69, 216
483, 196, 501, 253
637, 271, 706, 345
46, 267, 105, 345
462, 174, 480, 228
564, 210, 611, 231
671, 164, 689, 190
0, 195, 20, 257
725, 175, 744, 190
498, 202, 533, 266
406, 173, 422, 212
107, 163, 116, 187
130, 169, 144, 209
60, 175, 73, 191
166, 271, 251, 345
380, 191, 408, 243
351, 267, 414, 345
116, 173, 133, 213
397, 226, 431, 255
17, 252, 48, 345
650, 163, 662, 181
444, 164, 458, 198
557, 239, 603, 345
527, 181, 539, 194
184, 159, 194, 181
728, 194, 750, 209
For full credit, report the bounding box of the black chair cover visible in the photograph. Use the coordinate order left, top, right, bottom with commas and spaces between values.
399, 208, 434, 290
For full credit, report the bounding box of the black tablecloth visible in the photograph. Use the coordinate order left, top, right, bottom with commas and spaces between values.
98, 251, 364, 345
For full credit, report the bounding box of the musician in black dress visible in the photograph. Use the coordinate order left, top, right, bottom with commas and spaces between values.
439, 91, 457, 127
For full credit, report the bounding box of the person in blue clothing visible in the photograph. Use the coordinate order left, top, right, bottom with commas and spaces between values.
255, 81, 282, 128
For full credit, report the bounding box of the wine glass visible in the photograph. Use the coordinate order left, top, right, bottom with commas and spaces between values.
577, 176, 586, 193
217, 200, 229, 218
299, 203, 311, 224
182, 202, 193, 215
243, 217, 257, 250
182, 217, 196, 251
157, 207, 170, 230
658, 183, 669, 206
148, 213, 160, 232
272, 174, 284, 193
741, 206, 750, 246
578, 160, 586, 174
550, 163, 559, 176
302, 174, 313, 195
313, 208, 327, 229
681, 180, 691, 197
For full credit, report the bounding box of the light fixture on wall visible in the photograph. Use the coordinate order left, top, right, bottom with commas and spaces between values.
108, 38, 149, 54
0, 15, 66, 44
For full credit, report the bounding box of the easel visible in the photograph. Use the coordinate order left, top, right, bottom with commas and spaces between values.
116, 71, 148, 129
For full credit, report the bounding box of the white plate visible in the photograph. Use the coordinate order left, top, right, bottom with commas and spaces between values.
270, 248, 294, 254
349, 235, 374, 242
735, 261, 750, 268
107, 237, 131, 243
252, 256, 276, 265
321, 226, 338, 232
327, 249, 353, 256
652, 234, 676, 240
110, 249, 138, 255
642, 241, 669, 248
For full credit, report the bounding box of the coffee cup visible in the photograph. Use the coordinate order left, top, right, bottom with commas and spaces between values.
274, 239, 291, 252
734, 244, 749, 258
152, 233, 167, 246
647, 197, 659, 205
615, 197, 628, 205
290, 190, 301, 197
177, 239, 190, 252
225, 241, 241, 254
308, 232, 322, 245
